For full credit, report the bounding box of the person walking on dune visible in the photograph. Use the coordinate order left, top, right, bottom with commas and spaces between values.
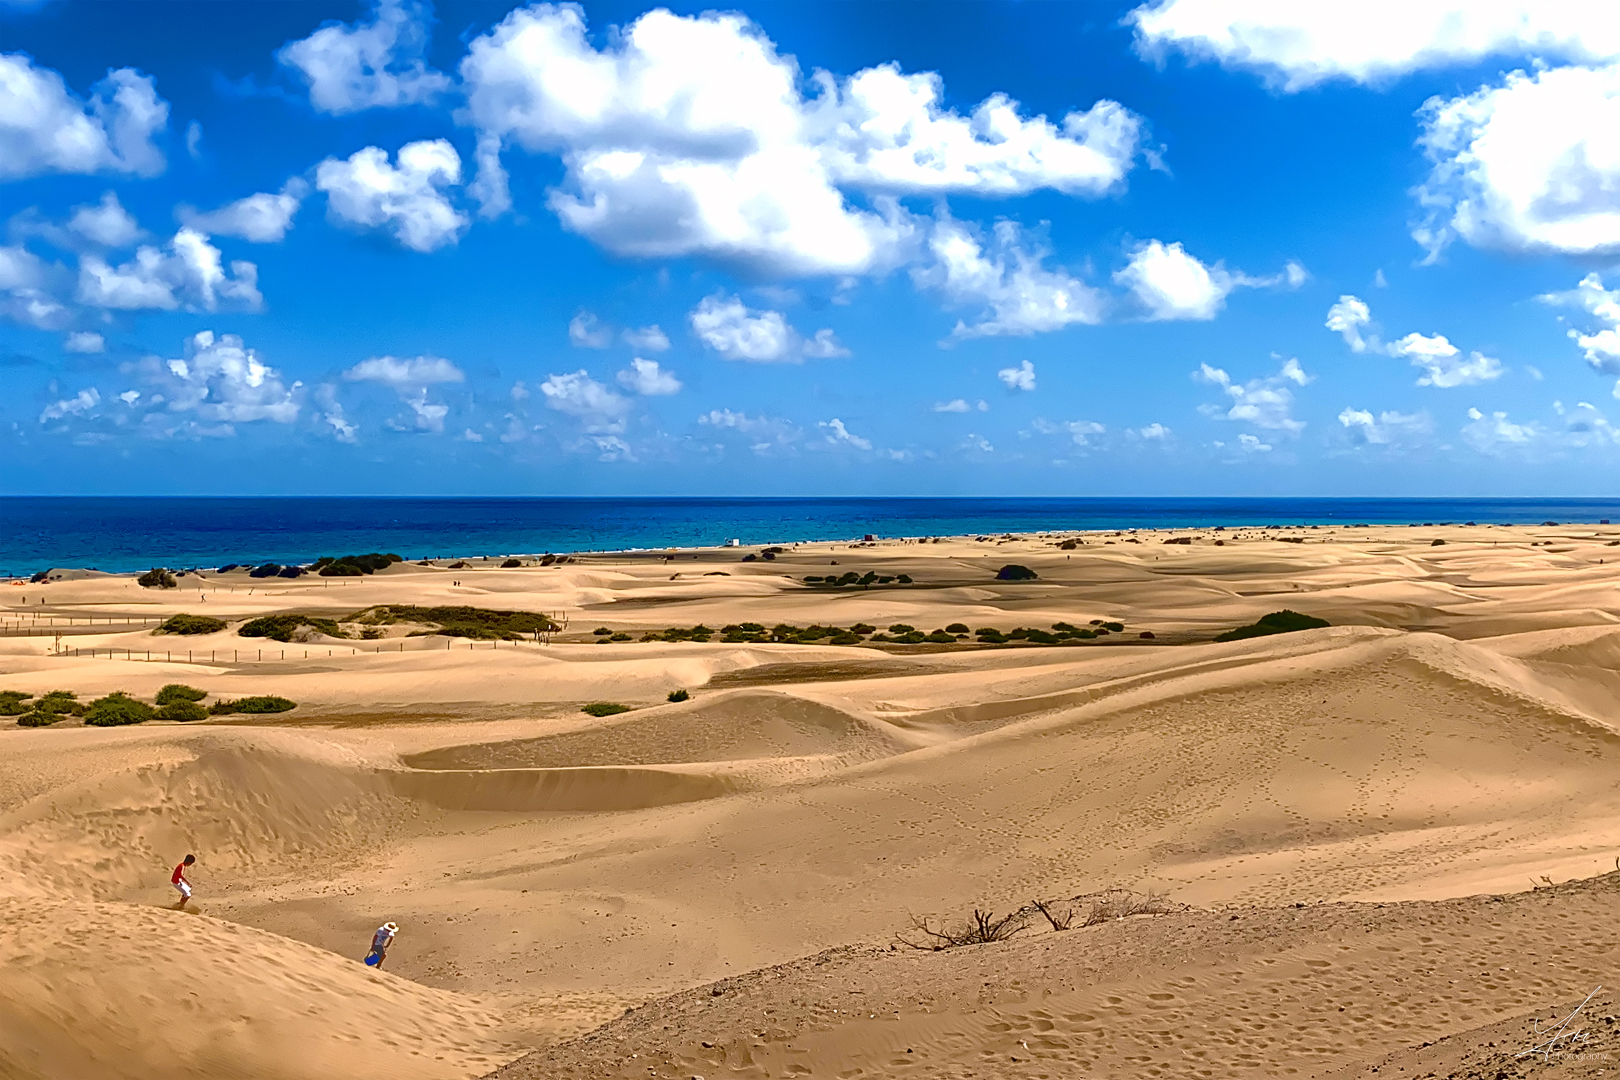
364, 921, 398, 968
171, 854, 195, 909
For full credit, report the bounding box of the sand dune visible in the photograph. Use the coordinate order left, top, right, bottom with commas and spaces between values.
6, 524, 1620, 1077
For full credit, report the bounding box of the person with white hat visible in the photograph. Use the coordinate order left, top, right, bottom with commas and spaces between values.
364, 921, 398, 968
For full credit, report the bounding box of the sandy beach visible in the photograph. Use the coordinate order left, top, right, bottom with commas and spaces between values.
5, 522, 1620, 1078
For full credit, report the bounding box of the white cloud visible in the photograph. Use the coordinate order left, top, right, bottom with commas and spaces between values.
1541, 272, 1620, 374
1114, 239, 1296, 320
152, 330, 300, 424
343, 354, 464, 388
68, 192, 142, 247
316, 139, 466, 252
697, 408, 801, 453
278, 0, 450, 114
622, 325, 670, 352
1128, 1, 1620, 90
1325, 294, 1502, 387
617, 357, 681, 396
540, 369, 631, 432
962, 434, 992, 453
934, 398, 971, 412
998, 360, 1037, 392
1236, 433, 1271, 453
316, 384, 358, 443
118, 390, 140, 405
462, 427, 484, 442
183, 179, 309, 243
64, 331, 104, 353
510, 380, 530, 401
917, 218, 1104, 338
819, 417, 871, 450
689, 293, 846, 362
1197, 357, 1309, 432
1415, 63, 1620, 258
185, 120, 203, 160
1462, 406, 1539, 453
77, 228, 262, 312
0, 54, 169, 179
1034, 417, 1106, 445
1337, 406, 1432, 445
1137, 422, 1171, 439
39, 387, 99, 423
458, 6, 1143, 276
399, 391, 449, 433
568, 312, 612, 348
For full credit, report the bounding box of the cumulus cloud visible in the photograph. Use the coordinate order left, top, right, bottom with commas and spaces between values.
998, 360, 1036, 392
540, 369, 631, 432
1462, 406, 1539, 453
77, 228, 262, 312
1415, 63, 1620, 259
316, 139, 466, 252
1325, 294, 1502, 387
1541, 272, 1620, 375
819, 417, 871, 450
1137, 422, 1171, 439
1033, 417, 1106, 445
1114, 240, 1300, 320
344, 354, 464, 388
68, 192, 142, 247
1128, 1, 1620, 90
458, 5, 1144, 276
0, 243, 67, 329
934, 398, 988, 413
917, 219, 1104, 339
40, 386, 99, 423
315, 384, 358, 443
1236, 433, 1271, 453
690, 293, 847, 362
622, 325, 670, 352
1337, 406, 1432, 446
1197, 357, 1309, 432
697, 408, 801, 454
278, 0, 450, 114
568, 312, 612, 348
0, 54, 169, 179
616, 357, 681, 395
147, 330, 301, 425
183, 179, 309, 243
64, 331, 104, 353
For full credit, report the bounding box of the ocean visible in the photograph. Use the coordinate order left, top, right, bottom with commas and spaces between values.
4, 496, 1619, 574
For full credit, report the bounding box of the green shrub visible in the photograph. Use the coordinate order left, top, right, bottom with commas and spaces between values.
1215, 610, 1330, 643
610, 632, 631, 641
315, 552, 401, 576
889, 623, 915, 633
318, 561, 364, 577
996, 564, 1038, 581
278, 565, 306, 578
501, 559, 523, 568
849, 623, 875, 635
1024, 629, 1060, 644
593, 627, 613, 635
249, 563, 283, 578
1101, 621, 1125, 632
157, 614, 226, 636
830, 633, 863, 645
895, 631, 926, 644
667, 689, 690, 703
582, 702, 631, 717
137, 567, 177, 589
209, 695, 296, 715
895, 574, 912, 584
976, 629, 1007, 643
17, 709, 59, 727
0, 690, 33, 715
34, 690, 85, 717
924, 630, 956, 643
84, 692, 155, 727
155, 683, 207, 706
354, 605, 557, 641
448, 561, 469, 569
945, 623, 969, 634
239, 614, 345, 641
157, 700, 209, 722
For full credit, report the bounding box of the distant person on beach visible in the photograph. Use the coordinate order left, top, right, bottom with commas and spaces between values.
171, 854, 195, 908
364, 922, 398, 968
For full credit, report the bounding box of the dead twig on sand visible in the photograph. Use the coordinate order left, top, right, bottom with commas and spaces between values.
895, 909, 1030, 951
1030, 898, 1075, 931
1082, 889, 1177, 926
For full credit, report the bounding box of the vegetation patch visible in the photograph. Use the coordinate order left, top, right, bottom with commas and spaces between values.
996, 564, 1038, 581
354, 605, 558, 640
582, 702, 631, 717
137, 567, 177, 589
157, 614, 226, 635
666, 689, 690, 703
239, 614, 347, 642
155, 683, 207, 706
315, 552, 402, 577
0, 690, 33, 715
209, 695, 296, 715
1215, 609, 1330, 642
157, 700, 209, 722
85, 692, 155, 727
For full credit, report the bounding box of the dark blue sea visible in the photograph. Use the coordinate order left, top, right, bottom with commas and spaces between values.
4, 497, 1619, 575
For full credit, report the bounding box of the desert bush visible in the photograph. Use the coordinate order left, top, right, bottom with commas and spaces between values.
976, 629, 1007, 643
29, 570, 50, 583
1215, 609, 1330, 642
945, 622, 969, 634
358, 605, 557, 641
924, 630, 956, 643
239, 614, 345, 641
802, 575, 823, 582
888, 623, 915, 634
315, 552, 401, 576
1101, 621, 1124, 632
138, 567, 177, 589
1139, 631, 1156, 639
209, 695, 296, 715
1431, 538, 1446, 546
1082, 890, 1177, 925
896, 574, 912, 584
216, 564, 239, 573
318, 562, 364, 577
1059, 540, 1078, 550
896, 909, 1029, 951
501, 559, 523, 568
448, 561, 469, 569
582, 702, 630, 717
157, 700, 209, 722
157, 614, 226, 635
830, 633, 863, 645
85, 692, 155, 727
17, 709, 59, 727
667, 689, 690, 703
35, 690, 84, 716
610, 632, 631, 641
249, 563, 283, 578
155, 683, 207, 705
593, 627, 612, 635
996, 564, 1037, 581
849, 623, 875, 635
278, 565, 306, 578
0, 690, 34, 715
1023, 629, 1060, 644
894, 631, 926, 644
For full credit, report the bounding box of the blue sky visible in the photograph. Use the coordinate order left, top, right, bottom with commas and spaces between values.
4, 0, 1620, 496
